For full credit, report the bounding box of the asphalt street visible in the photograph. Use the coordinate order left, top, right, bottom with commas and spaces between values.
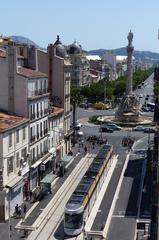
91, 140, 127, 231
106, 135, 149, 240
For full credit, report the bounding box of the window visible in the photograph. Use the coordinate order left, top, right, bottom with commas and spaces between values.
21, 147, 27, 158
7, 156, 14, 175
22, 127, 26, 140
9, 133, 12, 148
16, 152, 20, 168
16, 129, 19, 143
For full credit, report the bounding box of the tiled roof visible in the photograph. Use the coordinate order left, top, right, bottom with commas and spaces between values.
49, 106, 64, 117
54, 107, 64, 114
17, 67, 47, 79
0, 112, 28, 132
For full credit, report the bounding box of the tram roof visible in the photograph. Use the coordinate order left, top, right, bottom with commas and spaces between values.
75, 180, 94, 194
66, 144, 113, 209
69, 194, 86, 205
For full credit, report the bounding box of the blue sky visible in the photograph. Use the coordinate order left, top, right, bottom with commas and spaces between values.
1, 0, 159, 52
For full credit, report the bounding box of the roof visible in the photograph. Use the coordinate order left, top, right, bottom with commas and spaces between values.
86, 55, 101, 61
49, 106, 64, 117
0, 112, 28, 132
0, 48, 24, 59
17, 67, 47, 79
116, 55, 135, 61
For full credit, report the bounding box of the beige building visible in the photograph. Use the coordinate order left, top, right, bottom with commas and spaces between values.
48, 107, 64, 174
68, 41, 90, 86
0, 112, 29, 220
0, 40, 54, 196
37, 36, 72, 155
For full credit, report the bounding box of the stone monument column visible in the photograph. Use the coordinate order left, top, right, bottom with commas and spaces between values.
126, 30, 134, 95
115, 30, 141, 123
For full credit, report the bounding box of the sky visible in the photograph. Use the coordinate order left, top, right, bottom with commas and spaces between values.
1, 0, 159, 52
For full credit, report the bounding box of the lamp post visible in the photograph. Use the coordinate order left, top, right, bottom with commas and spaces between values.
5, 185, 12, 240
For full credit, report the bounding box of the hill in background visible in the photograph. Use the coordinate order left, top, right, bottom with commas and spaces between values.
10, 36, 159, 61
87, 47, 159, 61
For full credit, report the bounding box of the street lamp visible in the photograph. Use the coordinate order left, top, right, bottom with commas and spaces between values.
5, 185, 12, 240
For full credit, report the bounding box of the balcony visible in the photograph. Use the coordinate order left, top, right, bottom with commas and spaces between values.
28, 89, 49, 99
44, 109, 48, 115
44, 128, 48, 135
30, 113, 36, 120
30, 136, 36, 143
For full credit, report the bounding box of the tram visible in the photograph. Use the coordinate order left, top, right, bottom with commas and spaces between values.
64, 144, 113, 236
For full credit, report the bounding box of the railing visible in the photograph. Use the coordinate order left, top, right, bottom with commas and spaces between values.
30, 114, 36, 120
28, 89, 49, 98
30, 136, 36, 143
44, 129, 48, 135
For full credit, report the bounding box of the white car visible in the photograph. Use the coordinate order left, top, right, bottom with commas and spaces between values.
103, 123, 121, 131
133, 125, 145, 131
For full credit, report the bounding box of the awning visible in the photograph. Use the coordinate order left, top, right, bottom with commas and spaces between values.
6, 176, 23, 189
40, 173, 57, 184
61, 155, 73, 166
30, 159, 42, 169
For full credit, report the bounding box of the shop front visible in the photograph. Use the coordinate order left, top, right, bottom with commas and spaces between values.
5, 176, 23, 219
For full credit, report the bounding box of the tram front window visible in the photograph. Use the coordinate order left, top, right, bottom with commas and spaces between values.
65, 213, 83, 229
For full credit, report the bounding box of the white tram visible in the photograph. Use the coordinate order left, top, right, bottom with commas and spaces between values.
64, 144, 113, 236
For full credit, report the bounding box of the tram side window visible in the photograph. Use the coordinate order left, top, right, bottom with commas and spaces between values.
65, 213, 83, 229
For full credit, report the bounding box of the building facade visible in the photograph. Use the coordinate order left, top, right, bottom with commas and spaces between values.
0, 112, 29, 220
68, 41, 90, 86
38, 36, 72, 156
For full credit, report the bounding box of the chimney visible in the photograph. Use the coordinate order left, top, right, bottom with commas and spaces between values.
26, 45, 37, 70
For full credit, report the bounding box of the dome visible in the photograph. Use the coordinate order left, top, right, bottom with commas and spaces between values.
54, 35, 67, 59
69, 41, 82, 54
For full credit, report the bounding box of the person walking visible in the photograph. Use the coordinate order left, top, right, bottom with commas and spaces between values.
15, 204, 19, 216
84, 146, 87, 154
23, 203, 27, 215
18, 206, 22, 217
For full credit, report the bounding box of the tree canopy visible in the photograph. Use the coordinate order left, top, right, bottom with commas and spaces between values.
72, 68, 153, 103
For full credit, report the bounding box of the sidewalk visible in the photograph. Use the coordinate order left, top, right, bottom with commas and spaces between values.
0, 142, 99, 240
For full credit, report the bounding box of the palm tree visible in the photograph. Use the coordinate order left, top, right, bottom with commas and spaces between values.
71, 87, 83, 147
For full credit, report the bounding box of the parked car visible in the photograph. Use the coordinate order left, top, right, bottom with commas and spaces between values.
144, 128, 156, 133
99, 125, 114, 133
102, 123, 121, 131
133, 125, 145, 132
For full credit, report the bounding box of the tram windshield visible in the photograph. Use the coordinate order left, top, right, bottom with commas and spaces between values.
65, 213, 83, 229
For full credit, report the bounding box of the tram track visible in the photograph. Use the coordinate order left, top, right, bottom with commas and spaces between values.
27, 153, 96, 240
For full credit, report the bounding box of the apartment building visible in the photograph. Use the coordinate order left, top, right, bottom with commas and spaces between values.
0, 112, 29, 220
48, 107, 64, 174
0, 40, 53, 195
37, 36, 72, 156
68, 40, 90, 86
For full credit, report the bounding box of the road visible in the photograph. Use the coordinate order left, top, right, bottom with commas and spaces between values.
75, 73, 154, 125
106, 136, 149, 240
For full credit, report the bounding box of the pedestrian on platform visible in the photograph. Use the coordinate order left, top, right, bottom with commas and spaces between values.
18, 206, 22, 217
23, 203, 27, 215
84, 146, 87, 154
15, 204, 19, 216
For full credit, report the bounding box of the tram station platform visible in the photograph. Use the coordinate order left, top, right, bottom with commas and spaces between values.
85, 147, 128, 235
